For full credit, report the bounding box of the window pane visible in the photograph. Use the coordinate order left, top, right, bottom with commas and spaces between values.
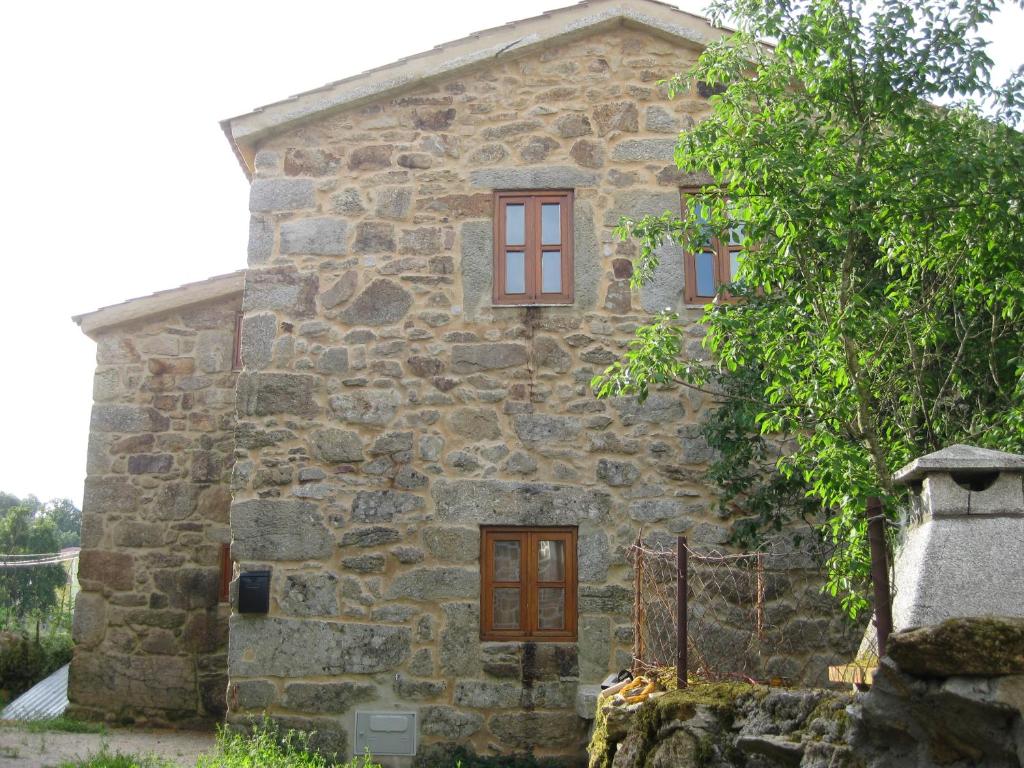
493, 588, 520, 629
506, 252, 525, 294
494, 540, 521, 581
541, 252, 561, 294
537, 539, 565, 581
506, 204, 525, 245
538, 588, 565, 629
541, 203, 561, 245
730, 252, 741, 281
728, 221, 745, 246
695, 251, 716, 296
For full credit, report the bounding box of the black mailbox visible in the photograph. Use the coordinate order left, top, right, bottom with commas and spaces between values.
238, 570, 271, 614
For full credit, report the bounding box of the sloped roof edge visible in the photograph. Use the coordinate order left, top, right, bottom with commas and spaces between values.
72, 271, 245, 338
220, 0, 728, 179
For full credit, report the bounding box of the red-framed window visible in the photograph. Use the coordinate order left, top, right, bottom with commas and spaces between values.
493, 191, 574, 305
480, 527, 577, 641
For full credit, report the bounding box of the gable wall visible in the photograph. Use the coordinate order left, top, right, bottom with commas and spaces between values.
227, 24, 850, 761
68, 295, 239, 725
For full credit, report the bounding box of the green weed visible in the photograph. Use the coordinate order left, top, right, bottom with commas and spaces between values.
24, 716, 106, 734
54, 745, 174, 768
197, 717, 381, 768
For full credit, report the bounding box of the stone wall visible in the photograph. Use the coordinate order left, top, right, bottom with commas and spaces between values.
69, 294, 240, 726
226, 23, 849, 762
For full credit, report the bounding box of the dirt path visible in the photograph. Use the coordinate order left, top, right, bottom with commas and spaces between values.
0, 725, 215, 767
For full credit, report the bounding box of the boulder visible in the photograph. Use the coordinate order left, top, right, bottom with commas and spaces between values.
888, 616, 1024, 677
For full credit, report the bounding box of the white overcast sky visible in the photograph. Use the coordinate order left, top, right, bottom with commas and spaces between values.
0, 0, 1019, 507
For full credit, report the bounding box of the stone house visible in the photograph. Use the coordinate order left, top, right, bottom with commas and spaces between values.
68, 0, 850, 761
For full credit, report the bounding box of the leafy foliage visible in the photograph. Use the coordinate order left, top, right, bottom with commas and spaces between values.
0, 493, 81, 549
0, 505, 68, 627
594, 0, 1024, 616
0, 632, 73, 699
197, 718, 381, 768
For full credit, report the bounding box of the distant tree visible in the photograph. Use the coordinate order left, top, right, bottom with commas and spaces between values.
41, 499, 82, 549
0, 504, 68, 627
0, 492, 34, 515
594, 0, 1024, 617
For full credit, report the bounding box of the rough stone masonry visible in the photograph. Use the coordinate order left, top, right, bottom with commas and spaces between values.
69, 8, 858, 763
223, 22, 853, 761
69, 291, 240, 726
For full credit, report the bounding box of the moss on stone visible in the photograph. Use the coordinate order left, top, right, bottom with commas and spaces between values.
888, 616, 1024, 677
587, 699, 616, 768
588, 682, 765, 768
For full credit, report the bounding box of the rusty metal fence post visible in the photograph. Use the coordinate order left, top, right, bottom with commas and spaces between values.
677, 535, 688, 689
632, 531, 644, 676
866, 496, 892, 657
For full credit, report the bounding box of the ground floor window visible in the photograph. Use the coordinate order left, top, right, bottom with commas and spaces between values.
480, 526, 577, 641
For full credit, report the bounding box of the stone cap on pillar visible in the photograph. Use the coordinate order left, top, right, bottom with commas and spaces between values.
894, 444, 1024, 519
894, 444, 1024, 484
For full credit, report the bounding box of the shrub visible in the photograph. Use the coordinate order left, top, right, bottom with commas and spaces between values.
0, 631, 73, 700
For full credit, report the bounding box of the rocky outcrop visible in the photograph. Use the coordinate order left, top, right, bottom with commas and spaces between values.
850, 617, 1024, 767
887, 616, 1024, 677
589, 683, 853, 768
593, 618, 1024, 768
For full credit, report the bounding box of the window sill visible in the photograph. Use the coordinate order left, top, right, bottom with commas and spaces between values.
480, 635, 579, 643
491, 302, 575, 308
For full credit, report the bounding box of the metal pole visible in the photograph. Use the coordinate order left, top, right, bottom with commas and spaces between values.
677, 536, 688, 689
632, 530, 644, 676
755, 552, 766, 642
866, 496, 892, 658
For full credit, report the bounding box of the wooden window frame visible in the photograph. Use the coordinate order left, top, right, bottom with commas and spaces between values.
493, 191, 574, 306
231, 312, 243, 371
480, 527, 577, 642
681, 188, 743, 305
218, 542, 233, 603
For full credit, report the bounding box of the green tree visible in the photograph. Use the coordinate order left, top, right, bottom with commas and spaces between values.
42, 498, 82, 549
594, 0, 1024, 616
0, 505, 67, 628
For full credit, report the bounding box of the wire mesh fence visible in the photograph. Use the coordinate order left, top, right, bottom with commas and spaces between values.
628, 532, 864, 687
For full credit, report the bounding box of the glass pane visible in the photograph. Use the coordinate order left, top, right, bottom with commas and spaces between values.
506, 252, 525, 294
541, 251, 561, 294
695, 251, 716, 296
493, 588, 520, 629
506, 204, 525, 245
728, 220, 745, 246
730, 252, 741, 281
537, 540, 565, 581
538, 588, 565, 629
541, 203, 561, 245
494, 540, 521, 581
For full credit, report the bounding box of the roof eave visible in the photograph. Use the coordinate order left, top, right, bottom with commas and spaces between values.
73, 271, 245, 338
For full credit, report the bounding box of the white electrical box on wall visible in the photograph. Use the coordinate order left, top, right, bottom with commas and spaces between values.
354, 711, 417, 756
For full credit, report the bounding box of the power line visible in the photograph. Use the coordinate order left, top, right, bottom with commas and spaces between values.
0, 551, 79, 569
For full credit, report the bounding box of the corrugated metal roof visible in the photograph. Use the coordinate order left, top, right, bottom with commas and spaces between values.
1, 663, 68, 720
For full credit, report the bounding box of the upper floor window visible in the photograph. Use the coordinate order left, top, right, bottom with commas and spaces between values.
682, 188, 744, 304
493, 191, 574, 305
480, 526, 577, 641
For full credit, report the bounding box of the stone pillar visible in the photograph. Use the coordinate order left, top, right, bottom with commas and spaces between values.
889, 444, 1024, 631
